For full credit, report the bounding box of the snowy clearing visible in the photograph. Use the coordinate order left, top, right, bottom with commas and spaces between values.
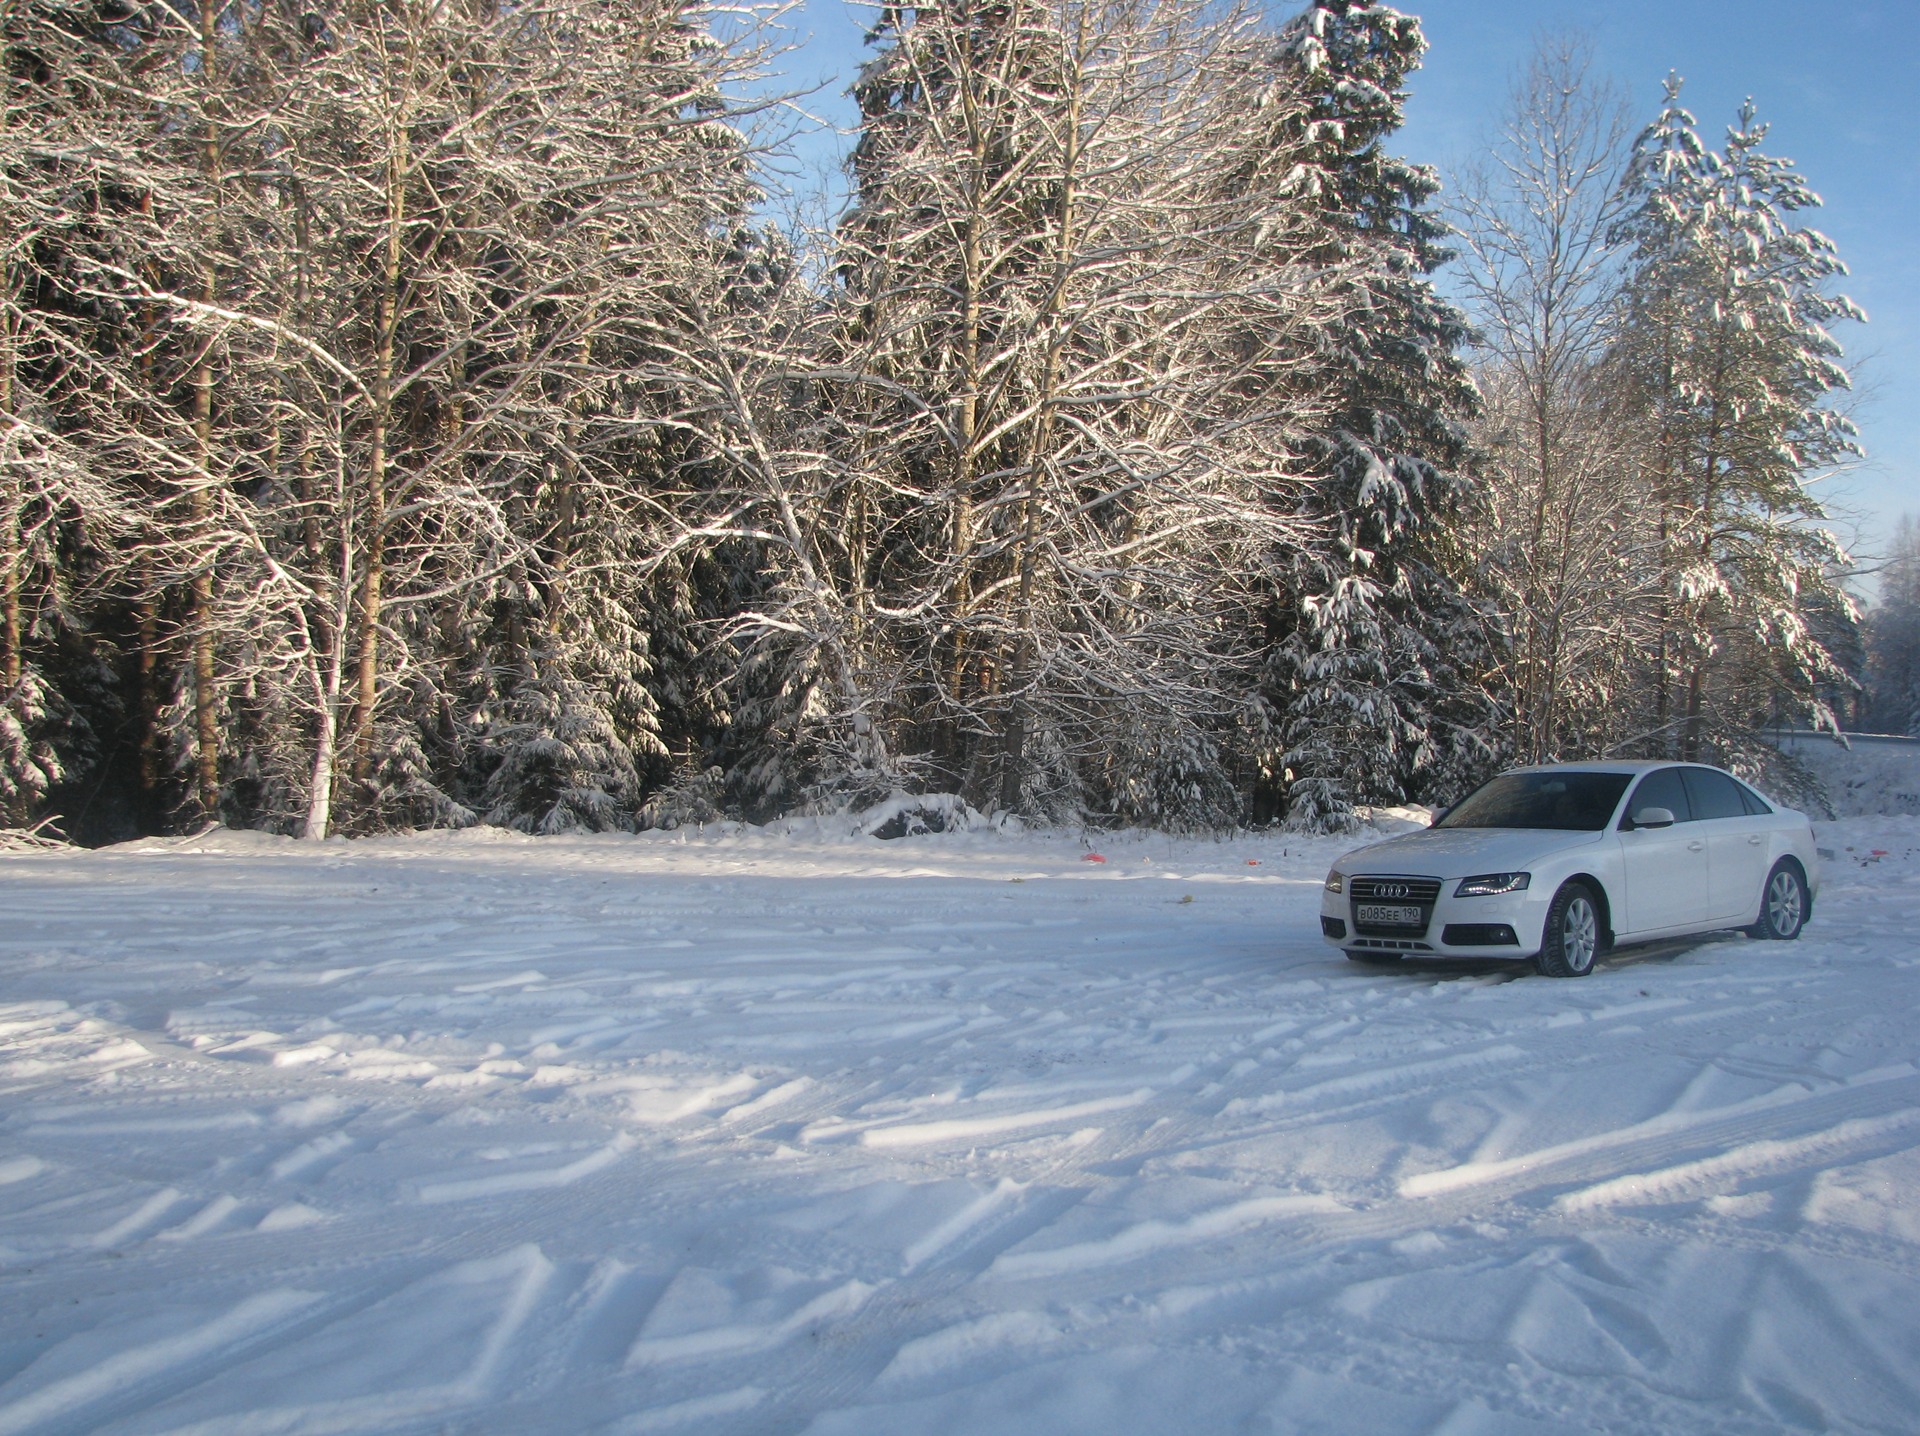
3, 817, 1920, 1435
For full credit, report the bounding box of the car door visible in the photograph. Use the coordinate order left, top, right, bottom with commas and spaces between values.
1617, 767, 1710, 934
1682, 767, 1772, 920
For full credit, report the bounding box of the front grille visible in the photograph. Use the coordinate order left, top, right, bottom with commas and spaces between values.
1349, 875, 1440, 936
1349, 877, 1443, 904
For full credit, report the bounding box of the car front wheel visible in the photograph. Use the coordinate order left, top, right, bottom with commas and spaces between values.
1534, 880, 1602, 978
1746, 860, 1808, 941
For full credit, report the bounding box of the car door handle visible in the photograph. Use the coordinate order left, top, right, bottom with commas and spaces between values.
1688, 841, 1705, 852
1749, 835, 1763, 845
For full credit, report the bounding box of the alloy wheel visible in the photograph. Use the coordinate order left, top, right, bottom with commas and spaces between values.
1562, 894, 1598, 974
1767, 869, 1804, 938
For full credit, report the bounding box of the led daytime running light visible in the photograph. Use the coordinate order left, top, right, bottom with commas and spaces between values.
1456, 872, 1530, 897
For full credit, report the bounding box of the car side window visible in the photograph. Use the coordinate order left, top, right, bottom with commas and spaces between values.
1624, 767, 1692, 826
1735, 780, 1773, 816
1681, 767, 1747, 821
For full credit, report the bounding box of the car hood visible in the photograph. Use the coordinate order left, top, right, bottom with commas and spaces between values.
1335, 825, 1605, 878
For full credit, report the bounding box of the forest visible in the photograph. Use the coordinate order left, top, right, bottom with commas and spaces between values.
0, 0, 1895, 844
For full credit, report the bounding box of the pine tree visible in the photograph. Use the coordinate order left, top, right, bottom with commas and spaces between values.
1614, 78, 1863, 761
473, 470, 673, 832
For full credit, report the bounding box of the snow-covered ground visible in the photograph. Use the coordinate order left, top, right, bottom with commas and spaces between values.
4, 815, 1920, 1435
1774, 732, 1920, 819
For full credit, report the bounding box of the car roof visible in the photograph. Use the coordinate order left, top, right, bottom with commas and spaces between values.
1501, 760, 1713, 776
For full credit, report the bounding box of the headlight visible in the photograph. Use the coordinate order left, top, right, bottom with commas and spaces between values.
1324, 872, 1344, 894
1455, 872, 1530, 897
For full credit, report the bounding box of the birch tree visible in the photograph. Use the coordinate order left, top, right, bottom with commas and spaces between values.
1449, 36, 1655, 764
732, 0, 1346, 827
64, 0, 768, 837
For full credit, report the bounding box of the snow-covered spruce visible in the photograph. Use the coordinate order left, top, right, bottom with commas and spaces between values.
1260, 0, 1497, 831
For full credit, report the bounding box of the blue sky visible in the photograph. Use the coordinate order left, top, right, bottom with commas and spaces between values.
762, 0, 1919, 583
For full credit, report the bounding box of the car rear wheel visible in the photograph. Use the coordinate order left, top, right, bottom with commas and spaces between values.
1746, 860, 1807, 941
1534, 881, 1602, 978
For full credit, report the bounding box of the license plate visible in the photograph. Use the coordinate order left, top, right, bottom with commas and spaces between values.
1356, 903, 1423, 926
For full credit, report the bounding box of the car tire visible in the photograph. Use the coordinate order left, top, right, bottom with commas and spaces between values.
1534, 880, 1603, 978
1746, 860, 1808, 941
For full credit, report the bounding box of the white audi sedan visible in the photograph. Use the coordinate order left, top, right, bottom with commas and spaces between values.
1319, 762, 1819, 977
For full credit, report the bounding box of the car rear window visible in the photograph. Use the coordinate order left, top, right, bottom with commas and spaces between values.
1437, 772, 1634, 831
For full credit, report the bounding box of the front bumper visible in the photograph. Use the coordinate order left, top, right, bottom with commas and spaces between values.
1320, 874, 1553, 959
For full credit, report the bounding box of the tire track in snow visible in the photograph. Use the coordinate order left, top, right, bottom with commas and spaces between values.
978, 1066, 1920, 1318
1400, 1067, 1920, 1202
850, 968, 1918, 1319
1100, 982, 1851, 1186
1553, 1108, 1920, 1213
0, 1290, 323, 1436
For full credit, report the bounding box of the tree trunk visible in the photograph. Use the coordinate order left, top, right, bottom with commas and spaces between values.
998, 36, 1082, 811
944, 66, 989, 746
187, 0, 224, 822
288, 183, 342, 841
0, 415, 16, 831
347, 142, 404, 787
303, 582, 348, 839
1, 307, 19, 695
545, 324, 591, 636
0, 0, 14, 700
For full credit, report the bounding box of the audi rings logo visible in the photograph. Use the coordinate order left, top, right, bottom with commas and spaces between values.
1375, 883, 1410, 900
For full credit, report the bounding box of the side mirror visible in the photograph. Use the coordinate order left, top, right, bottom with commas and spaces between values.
1631, 806, 1676, 830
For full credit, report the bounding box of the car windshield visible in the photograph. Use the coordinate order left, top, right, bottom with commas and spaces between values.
1437, 771, 1633, 832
